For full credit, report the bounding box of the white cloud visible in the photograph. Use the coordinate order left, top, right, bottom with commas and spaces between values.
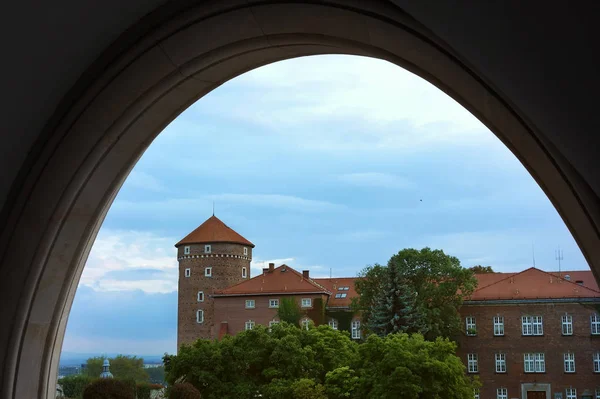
81, 230, 178, 293
125, 170, 165, 192
336, 172, 414, 190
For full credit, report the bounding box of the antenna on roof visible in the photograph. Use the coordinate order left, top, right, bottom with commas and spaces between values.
212, 201, 215, 216
555, 247, 563, 276
532, 242, 536, 268
330, 268, 332, 279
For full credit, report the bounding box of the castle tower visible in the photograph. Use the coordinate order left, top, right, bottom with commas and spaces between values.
175, 215, 253, 348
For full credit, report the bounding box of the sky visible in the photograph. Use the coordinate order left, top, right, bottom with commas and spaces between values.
61, 54, 589, 358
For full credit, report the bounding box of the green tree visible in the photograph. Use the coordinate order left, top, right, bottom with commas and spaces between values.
324, 366, 359, 399
146, 365, 165, 384
355, 248, 477, 340
469, 265, 494, 273
58, 374, 93, 399
277, 297, 303, 325
290, 379, 327, 399
85, 355, 149, 382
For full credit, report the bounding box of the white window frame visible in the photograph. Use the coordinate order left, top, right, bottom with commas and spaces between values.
474, 389, 480, 399
562, 314, 573, 335
351, 320, 361, 339
522, 316, 543, 336
593, 351, 600, 373
465, 316, 476, 335
301, 298, 312, 308
566, 388, 577, 399
242, 267, 247, 278
495, 353, 506, 373
243, 247, 248, 256
205, 267, 212, 277
564, 353, 575, 373
301, 318, 311, 330
269, 299, 279, 308
591, 313, 600, 335
196, 309, 204, 324
184, 268, 191, 278
245, 320, 255, 330
493, 316, 505, 336
204, 244, 211, 253
328, 318, 338, 330
245, 299, 255, 309
595, 389, 600, 399
467, 353, 478, 373
184, 246, 190, 255
335, 293, 347, 298
524, 353, 545, 373
197, 291, 204, 302
497, 388, 507, 399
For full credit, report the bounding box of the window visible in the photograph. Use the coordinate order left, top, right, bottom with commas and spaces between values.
524, 353, 545, 373
466, 316, 476, 335
595, 389, 600, 399
301, 298, 312, 308
204, 245, 211, 253
564, 274, 571, 281
351, 320, 361, 339
245, 299, 255, 309
562, 314, 573, 335
494, 316, 505, 336
335, 293, 347, 298
467, 354, 478, 373
301, 318, 311, 330
242, 267, 247, 278
244, 247, 248, 256
593, 352, 600, 373
495, 353, 506, 373
196, 310, 204, 324
592, 313, 600, 335
197, 291, 204, 302
184, 268, 191, 277
338, 286, 349, 291
205, 267, 212, 277
269, 299, 279, 308
566, 389, 576, 399
576, 280, 584, 286
328, 318, 338, 330
522, 316, 543, 335
564, 353, 575, 373
245, 320, 255, 330
474, 389, 480, 399
497, 388, 508, 399
184, 246, 190, 255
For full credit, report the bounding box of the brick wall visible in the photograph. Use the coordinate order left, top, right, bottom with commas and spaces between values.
457, 302, 600, 399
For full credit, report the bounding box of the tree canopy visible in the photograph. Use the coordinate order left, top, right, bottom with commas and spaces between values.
164, 322, 477, 399
277, 297, 303, 325
85, 355, 149, 382
469, 265, 495, 274
353, 247, 477, 340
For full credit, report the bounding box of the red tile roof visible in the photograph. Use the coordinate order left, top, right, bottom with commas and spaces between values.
214, 265, 330, 296
176, 215, 254, 247
468, 267, 600, 301
547, 270, 599, 291
314, 278, 360, 308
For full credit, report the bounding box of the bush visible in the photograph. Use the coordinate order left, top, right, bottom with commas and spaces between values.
59, 375, 93, 399
168, 383, 201, 399
82, 379, 135, 399
136, 383, 152, 399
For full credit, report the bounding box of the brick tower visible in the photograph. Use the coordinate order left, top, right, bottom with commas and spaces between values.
175, 215, 253, 349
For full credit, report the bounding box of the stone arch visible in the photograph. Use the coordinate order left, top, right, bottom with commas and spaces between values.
1, 1, 599, 398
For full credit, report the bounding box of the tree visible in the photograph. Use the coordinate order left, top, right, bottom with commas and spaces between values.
85, 355, 149, 382
82, 378, 135, 399
58, 374, 93, 399
355, 248, 477, 340
146, 365, 165, 384
277, 297, 303, 326
469, 265, 494, 273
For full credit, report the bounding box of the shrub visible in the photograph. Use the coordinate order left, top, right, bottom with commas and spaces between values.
168, 383, 201, 399
59, 375, 93, 399
82, 379, 135, 399
136, 382, 152, 399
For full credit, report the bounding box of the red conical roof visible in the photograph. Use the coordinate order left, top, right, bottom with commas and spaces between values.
175, 215, 254, 247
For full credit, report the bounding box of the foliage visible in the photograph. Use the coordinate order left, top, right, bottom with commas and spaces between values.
355, 248, 477, 340
168, 382, 202, 399
306, 297, 326, 326
324, 311, 355, 333
58, 374, 93, 399
82, 378, 135, 399
165, 322, 475, 399
469, 265, 494, 273
136, 382, 152, 399
85, 355, 149, 382
277, 297, 303, 325
146, 366, 166, 384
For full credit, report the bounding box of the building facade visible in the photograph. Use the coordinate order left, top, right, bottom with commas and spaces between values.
177, 216, 600, 399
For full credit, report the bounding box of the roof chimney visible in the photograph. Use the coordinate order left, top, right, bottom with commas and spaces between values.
262, 268, 268, 274
269, 263, 275, 272
303, 270, 309, 279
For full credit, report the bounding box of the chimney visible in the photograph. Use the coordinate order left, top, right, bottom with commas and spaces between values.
262, 268, 268, 274
269, 263, 275, 272
303, 270, 309, 279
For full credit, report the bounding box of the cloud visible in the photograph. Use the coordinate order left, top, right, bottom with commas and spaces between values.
125, 170, 165, 192
207, 193, 346, 213
336, 172, 414, 190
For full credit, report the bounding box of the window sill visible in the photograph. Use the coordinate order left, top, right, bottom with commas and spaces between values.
521, 335, 544, 337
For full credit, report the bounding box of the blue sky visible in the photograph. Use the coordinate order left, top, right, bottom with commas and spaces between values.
61, 55, 588, 357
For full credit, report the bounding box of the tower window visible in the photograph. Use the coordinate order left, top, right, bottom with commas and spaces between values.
204, 245, 211, 253
242, 267, 247, 278
184, 268, 191, 278
244, 247, 248, 256
197, 291, 204, 302
184, 246, 190, 255
205, 267, 212, 277
196, 310, 204, 324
